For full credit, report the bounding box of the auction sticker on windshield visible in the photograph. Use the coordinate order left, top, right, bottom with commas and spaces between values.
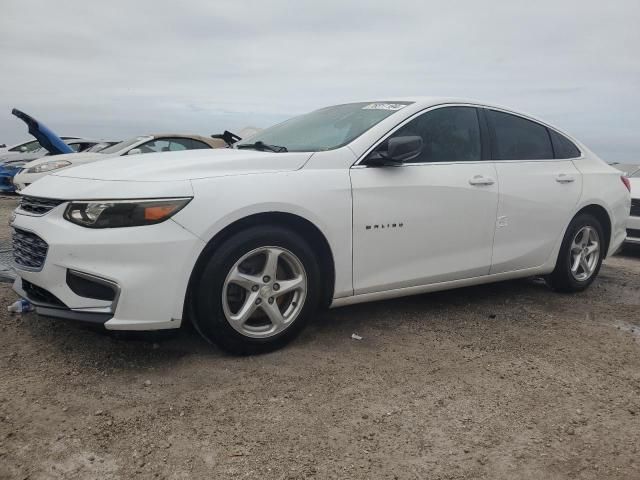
362, 103, 407, 111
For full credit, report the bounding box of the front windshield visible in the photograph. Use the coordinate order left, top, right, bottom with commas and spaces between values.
99, 137, 149, 154
237, 102, 412, 152
630, 167, 640, 178
10, 140, 41, 152
85, 142, 115, 153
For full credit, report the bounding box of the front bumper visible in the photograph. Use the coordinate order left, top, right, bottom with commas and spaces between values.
13, 276, 113, 325
11, 204, 206, 330
625, 214, 640, 244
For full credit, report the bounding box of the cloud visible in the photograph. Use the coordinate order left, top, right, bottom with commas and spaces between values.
0, 0, 638, 161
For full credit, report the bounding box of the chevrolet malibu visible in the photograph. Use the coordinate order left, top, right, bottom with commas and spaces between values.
11, 98, 631, 354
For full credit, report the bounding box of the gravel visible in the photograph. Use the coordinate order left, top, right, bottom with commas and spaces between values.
1, 196, 639, 479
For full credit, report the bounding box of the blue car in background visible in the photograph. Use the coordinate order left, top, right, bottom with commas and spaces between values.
0, 109, 101, 193
0, 162, 24, 193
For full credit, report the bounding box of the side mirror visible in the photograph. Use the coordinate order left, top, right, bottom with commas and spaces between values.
127, 148, 142, 156
19, 146, 27, 152
366, 135, 423, 166
386, 136, 423, 162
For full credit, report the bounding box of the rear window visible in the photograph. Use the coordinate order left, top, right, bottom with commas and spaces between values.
548, 129, 581, 159
487, 110, 553, 160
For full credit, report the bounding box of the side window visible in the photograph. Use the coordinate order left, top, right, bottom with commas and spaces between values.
389, 106, 481, 162
138, 139, 171, 153
69, 143, 82, 152
487, 110, 553, 160
75, 143, 93, 152
549, 129, 580, 159
190, 139, 212, 150
166, 138, 191, 151
10, 140, 40, 152
134, 138, 210, 154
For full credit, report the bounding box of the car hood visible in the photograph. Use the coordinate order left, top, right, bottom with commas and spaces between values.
0, 151, 48, 164
22, 151, 111, 170
1, 159, 30, 169
52, 148, 313, 182
0, 152, 26, 163
11, 109, 73, 155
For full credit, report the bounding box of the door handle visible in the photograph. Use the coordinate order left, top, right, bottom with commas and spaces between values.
556, 174, 576, 184
468, 175, 495, 186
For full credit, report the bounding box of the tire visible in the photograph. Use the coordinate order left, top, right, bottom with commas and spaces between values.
546, 213, 605, 293
192, 226, 321, 354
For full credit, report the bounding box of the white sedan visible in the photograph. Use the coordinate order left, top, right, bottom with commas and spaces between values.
11, 98, 630, 354
13, 133, 226, 191
626, 167, 640, 244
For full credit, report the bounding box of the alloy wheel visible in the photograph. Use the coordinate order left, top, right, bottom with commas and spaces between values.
570, 226, 600, 281
222, 246, 307, 338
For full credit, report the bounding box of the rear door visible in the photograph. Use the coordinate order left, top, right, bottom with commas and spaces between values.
486, 109, 582, 273
351, 106, 500, 294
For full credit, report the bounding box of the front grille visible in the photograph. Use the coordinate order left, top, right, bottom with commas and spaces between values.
631, 199, 640, 217
21, 279, 65, 307
628, 228, 640, 239
18, 196, 65, 215
12, 228, 48, 270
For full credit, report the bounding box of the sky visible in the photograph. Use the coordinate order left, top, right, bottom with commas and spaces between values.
0, 0, 639, 162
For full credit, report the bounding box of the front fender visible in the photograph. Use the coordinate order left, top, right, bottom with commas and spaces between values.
175, 170, 353, 299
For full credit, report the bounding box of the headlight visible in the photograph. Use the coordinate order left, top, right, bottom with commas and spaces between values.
27, 160, 72, 173
63, 198, 191, 228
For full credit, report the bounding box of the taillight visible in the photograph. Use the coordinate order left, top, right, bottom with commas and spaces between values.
621, 175, 631, 192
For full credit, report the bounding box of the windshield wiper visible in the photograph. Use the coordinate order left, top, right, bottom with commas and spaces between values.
236, 141, 288, 153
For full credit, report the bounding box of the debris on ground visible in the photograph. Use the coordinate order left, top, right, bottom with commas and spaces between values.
7, 299, 33, 313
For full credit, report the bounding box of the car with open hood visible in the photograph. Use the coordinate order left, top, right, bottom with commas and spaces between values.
0, 136, 80, 157
0, 110, 105, 192
13, 133, 227, 191
0, 138, 104, 193
10, 98, 630, 354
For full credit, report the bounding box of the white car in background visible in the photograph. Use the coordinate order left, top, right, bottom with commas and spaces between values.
0, 138, 97, 164
626, 167, 640, 244
11, 98, 630, 354
0, 136, 80, 157
13, 133, 226, 190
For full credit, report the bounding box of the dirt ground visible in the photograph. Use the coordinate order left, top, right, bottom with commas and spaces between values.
0, 196, 639, 480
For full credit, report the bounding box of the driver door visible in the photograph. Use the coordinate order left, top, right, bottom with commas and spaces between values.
350, 106, 499, 294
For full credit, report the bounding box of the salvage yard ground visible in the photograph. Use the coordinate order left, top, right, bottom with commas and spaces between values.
0, 196, 639, 479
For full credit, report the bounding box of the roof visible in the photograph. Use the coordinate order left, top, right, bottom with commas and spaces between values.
360, 96, 579, 143
356, 96, 529, 114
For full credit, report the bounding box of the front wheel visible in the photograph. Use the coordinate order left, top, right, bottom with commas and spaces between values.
546, 213, 605, 293
192, 226, 321, 354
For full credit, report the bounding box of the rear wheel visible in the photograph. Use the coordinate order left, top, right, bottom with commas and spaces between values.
547, 213, 604, 293
192, 226, 320, 354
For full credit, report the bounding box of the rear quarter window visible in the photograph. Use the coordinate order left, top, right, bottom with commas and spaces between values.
189, 139, 212, 149
548, 129, 581, 159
